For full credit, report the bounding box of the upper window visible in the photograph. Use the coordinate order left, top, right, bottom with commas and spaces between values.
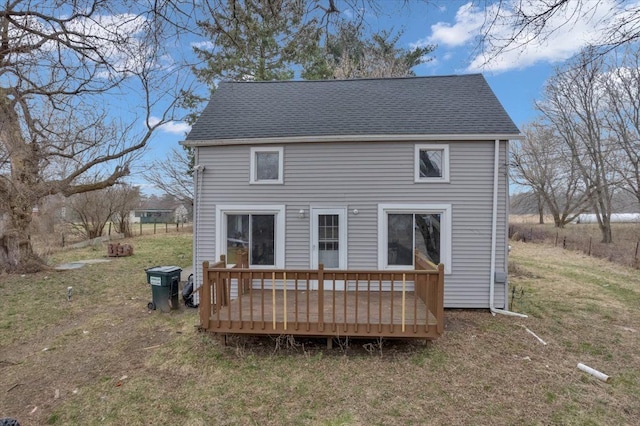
250, 147, 283, 184
414, 144, 449, 183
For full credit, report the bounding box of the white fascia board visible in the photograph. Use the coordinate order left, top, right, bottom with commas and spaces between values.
180, 133, 524, 147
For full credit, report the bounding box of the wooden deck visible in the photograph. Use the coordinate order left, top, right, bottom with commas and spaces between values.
212, 289, 437, 335
199, 252, 444, 340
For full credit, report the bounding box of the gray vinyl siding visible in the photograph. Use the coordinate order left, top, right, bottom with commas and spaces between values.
192, 140, 508, 309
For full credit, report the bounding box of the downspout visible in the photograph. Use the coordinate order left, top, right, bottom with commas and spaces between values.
490, 139, 527, 318
192, 159, 205, 305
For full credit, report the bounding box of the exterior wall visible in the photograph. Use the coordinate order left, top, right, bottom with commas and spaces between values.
192, 140, 508, 309
129, 211, 140, 224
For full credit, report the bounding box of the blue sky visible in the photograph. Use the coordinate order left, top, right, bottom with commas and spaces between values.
141, 0, 627, 192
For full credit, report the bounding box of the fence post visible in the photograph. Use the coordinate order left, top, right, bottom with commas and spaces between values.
108, 222, 111, 236
62, 234, 65, 247
563, 236, 567, 249
555, 232, 558, 247
139, 222, 142, 236
165, 222, 168, 233
154, 219, 157, 234
635, 241, 639, 260
588, 237, 592, 256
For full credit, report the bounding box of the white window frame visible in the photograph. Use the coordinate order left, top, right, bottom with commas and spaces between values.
216, 205, 286, 268
377, 203, 452, 274
414, 144, 450, 183
250, 146, 284, 184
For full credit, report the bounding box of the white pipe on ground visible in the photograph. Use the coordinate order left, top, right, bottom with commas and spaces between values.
490, 139, 527, 318
577, 363, 610, 382
523, 325, 547, 345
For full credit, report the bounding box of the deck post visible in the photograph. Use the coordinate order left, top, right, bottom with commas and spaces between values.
200, 261, 211, 330
216, 255, 228, 307
318, 264, 324, 332
436, 263, 445, 335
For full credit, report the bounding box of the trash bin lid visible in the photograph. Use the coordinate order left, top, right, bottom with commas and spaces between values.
146, 266, 182, 273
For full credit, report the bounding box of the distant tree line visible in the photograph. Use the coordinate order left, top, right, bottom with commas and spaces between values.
511, 47, 640, 243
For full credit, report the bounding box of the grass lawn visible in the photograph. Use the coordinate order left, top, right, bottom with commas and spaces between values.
1, 235, 639, 425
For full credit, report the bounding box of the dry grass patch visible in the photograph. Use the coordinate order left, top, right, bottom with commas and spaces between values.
1, 236, 639, 425
509, 221, 640, 268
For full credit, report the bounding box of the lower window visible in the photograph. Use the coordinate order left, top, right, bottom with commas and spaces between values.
226, 214, 275, 266
216, 205, 285, 268
378, 204, 451, 273
388, 213, 441, 265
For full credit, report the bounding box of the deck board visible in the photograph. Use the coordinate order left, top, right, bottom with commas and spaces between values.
213, 290, 437, 326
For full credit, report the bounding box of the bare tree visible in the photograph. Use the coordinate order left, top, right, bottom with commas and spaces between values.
603, 47, 640, 206
509, 191, 543, 216
510, 120, 589, 227
537, 50, 619, 242
67, 188, 115, 240
66, 183, 140, 239
142, 146, 194, 207
110, 184, 141, 237
0, 1, 193, 272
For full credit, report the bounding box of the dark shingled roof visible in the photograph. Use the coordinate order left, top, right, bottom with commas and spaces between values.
185, 74, 520, 141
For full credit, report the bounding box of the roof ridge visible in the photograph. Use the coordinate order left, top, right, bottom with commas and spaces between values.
218, 74, 484, 85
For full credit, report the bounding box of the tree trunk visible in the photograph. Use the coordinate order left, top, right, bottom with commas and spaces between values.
0, 200, 41, 273
552, 213, 565, 228
0, 92, 44, 273
537, 193, 545, 224
600, 218, 613, 243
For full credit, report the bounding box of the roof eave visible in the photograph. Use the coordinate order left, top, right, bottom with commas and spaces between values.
181, 133, 524, 147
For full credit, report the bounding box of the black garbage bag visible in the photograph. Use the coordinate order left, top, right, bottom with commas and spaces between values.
182, 274, 198, 308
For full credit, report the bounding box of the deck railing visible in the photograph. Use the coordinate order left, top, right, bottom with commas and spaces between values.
198, 252, 444, 340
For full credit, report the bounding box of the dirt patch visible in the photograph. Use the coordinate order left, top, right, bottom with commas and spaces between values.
1, 301, 196, 424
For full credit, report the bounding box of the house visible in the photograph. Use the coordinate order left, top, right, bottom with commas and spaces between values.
131, 200, 189, 224
182, 75, 521, 339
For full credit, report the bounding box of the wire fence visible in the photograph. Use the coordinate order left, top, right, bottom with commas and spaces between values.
32, 221, 193, 255
509, 222, 640, 269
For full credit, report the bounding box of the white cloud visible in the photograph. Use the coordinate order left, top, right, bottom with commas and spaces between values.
412, 2, 482, 49
149, 117, 191, 135
467, 0, 616, 73
68, 14, 150, 75
432, 3, 483, 47
191, 40, 214, 50
413, 0, 635, 74
161, 121, 192, 135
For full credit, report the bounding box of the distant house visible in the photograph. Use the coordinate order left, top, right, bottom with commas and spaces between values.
183, 75, 521, 310
131, 201, 189, 224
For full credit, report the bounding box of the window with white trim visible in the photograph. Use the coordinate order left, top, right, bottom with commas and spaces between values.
216, 205, 285, 268
415, 144, 449, 183
250, 146, 283, 184
378, 204, 451, 273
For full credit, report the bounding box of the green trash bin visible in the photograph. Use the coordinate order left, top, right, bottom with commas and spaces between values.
146, 266, 182, 312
